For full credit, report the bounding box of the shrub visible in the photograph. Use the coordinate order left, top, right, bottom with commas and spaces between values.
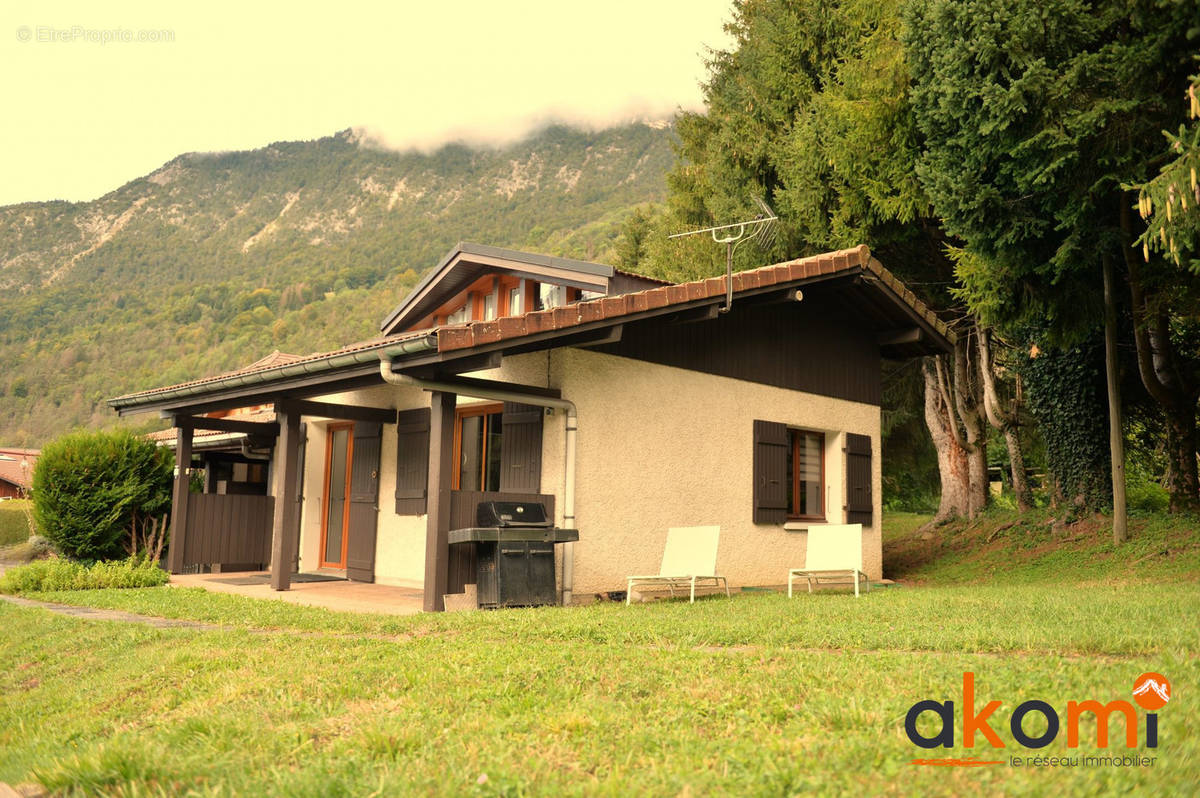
33, 430, 173, 561
0, 500, 35, 546
0, 556, 168, 594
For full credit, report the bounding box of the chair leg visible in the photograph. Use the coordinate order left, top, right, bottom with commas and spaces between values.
854, 571, 859, 598
723, 577, 730, 599
690, 577, 696, 603
626, 579, 633, 605
807, 576, 814, 594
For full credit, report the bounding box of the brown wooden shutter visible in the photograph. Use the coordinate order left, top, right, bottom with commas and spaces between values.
845, 432, 873, 526
394, 407, 431, 515
753, 420, 789, 524
346, 421, 382, 582
499, 401, 543, 493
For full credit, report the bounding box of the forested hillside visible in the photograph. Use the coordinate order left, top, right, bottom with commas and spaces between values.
0, 123, 675, 444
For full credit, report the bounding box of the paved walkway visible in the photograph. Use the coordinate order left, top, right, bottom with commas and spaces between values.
169, 571, 425, 616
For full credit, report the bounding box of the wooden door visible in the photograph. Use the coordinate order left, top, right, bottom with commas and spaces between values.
319, 423, 354, 568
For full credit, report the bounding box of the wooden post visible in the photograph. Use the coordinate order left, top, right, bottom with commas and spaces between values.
166, 420, 193, 574
270, 403, 303, 591
423, 391, 456, 612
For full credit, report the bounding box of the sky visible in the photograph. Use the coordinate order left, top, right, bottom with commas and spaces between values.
0, 1, 734, 207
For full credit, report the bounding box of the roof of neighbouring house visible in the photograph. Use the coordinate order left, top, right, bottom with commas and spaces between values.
109, 244, 953, 415
147, 408, 279, 445
0, 448, 37, 490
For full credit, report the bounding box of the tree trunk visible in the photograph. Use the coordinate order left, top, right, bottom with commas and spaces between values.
1120, 198, 1200, 513
924, 358, 971, 522
1102, 253, 1128, 543
978, 327, 1033, 511
952, 330, 988, 517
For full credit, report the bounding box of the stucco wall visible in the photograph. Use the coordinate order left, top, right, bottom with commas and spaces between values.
546, 348, 882, 598
287, 348, 881, 598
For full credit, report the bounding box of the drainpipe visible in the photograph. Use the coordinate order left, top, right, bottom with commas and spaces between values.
378, 351, 579, 605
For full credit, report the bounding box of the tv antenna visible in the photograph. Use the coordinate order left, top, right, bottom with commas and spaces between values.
668, 196, 778, 314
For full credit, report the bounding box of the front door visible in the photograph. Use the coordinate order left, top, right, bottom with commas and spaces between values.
320, 423, 354, 568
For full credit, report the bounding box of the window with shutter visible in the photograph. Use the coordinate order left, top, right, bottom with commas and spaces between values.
394, 408, 430, 515
753, 420, 789, 524
788, 429, 825, 519
845, 432, 873, 526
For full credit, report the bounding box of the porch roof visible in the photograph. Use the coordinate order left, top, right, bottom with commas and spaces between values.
107, 244, 953, 417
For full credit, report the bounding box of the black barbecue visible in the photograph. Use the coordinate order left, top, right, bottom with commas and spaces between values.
448, 501, 579, 608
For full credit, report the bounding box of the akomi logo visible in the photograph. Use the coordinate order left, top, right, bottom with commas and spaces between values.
904, 672, 1170, 766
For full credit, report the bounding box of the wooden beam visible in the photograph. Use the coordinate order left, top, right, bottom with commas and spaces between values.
269, 405, 302, 591
171, 415, 280, 436
166, 424, 193, 574
877, 328, 924, 347
413, 374, 562, 400
399, 351, 502, 380
289, 400, 396, 424
424, 391, 456, 612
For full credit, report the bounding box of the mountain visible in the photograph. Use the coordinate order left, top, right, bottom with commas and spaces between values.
0, 123, 676, 445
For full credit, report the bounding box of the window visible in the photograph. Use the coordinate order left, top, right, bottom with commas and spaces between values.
482, 290, 497, 321
787, 429, 824, 519
446, 304, 470, 325
508, 286, 522, 316
453, 404, 503, 491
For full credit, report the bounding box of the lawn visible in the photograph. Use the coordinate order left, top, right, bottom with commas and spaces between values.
1, 512, 1197, 796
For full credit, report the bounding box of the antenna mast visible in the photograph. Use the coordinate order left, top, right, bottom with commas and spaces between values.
668, 197, 778, 313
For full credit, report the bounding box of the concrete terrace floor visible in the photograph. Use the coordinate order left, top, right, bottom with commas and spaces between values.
169, 572, 424, 616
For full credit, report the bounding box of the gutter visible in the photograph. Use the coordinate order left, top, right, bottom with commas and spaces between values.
108, 334, 438, 412
379, 354, 580, 606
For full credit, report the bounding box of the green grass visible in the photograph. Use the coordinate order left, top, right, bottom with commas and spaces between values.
1, 510, 1198, 795
0, 500, 34, 547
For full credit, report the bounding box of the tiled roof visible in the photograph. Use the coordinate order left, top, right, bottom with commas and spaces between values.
111, 245, 951, 410
435, 245, 953, 353
111, 332, 429, 404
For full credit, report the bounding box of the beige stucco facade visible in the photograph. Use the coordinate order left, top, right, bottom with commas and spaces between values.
282, 347, 881, 601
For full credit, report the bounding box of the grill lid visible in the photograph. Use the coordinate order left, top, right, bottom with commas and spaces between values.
476, 501, 552, 528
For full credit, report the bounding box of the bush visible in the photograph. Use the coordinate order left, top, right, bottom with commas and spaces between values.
33, 429, 173, 561
0, 500, 35, 546
0, 556, 168, 594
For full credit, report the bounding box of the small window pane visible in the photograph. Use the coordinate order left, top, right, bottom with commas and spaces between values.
484, 412, 503, 491
459, 415, 483, 491
509, 287, 522, 315
483, 292, 497, 321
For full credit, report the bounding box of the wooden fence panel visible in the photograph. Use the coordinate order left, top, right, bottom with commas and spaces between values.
182, 493, 275, 569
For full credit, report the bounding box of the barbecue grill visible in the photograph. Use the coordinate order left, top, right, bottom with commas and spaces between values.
448, 501, 579, 608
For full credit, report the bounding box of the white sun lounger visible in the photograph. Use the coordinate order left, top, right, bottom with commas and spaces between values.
788, 523, 871, 597
626, 526, 730, 604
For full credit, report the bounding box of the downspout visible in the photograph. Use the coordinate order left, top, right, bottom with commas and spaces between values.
378, 351, 579, 605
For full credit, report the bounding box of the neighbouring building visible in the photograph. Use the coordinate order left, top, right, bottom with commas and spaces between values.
0, 448, 38, 499
110, 243, 952, 610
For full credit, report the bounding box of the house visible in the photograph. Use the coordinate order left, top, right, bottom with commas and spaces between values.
0, 448, 38, 499
110, 242, 952, 610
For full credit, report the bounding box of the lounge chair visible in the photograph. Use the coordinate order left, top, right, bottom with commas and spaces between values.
626, 526, 730, 605
788, 523, 871, 597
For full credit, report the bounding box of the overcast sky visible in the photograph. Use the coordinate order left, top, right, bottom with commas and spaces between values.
1, 0, 733, 207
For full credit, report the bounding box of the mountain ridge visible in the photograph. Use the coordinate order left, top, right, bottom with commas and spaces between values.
0, 123, 676, 445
